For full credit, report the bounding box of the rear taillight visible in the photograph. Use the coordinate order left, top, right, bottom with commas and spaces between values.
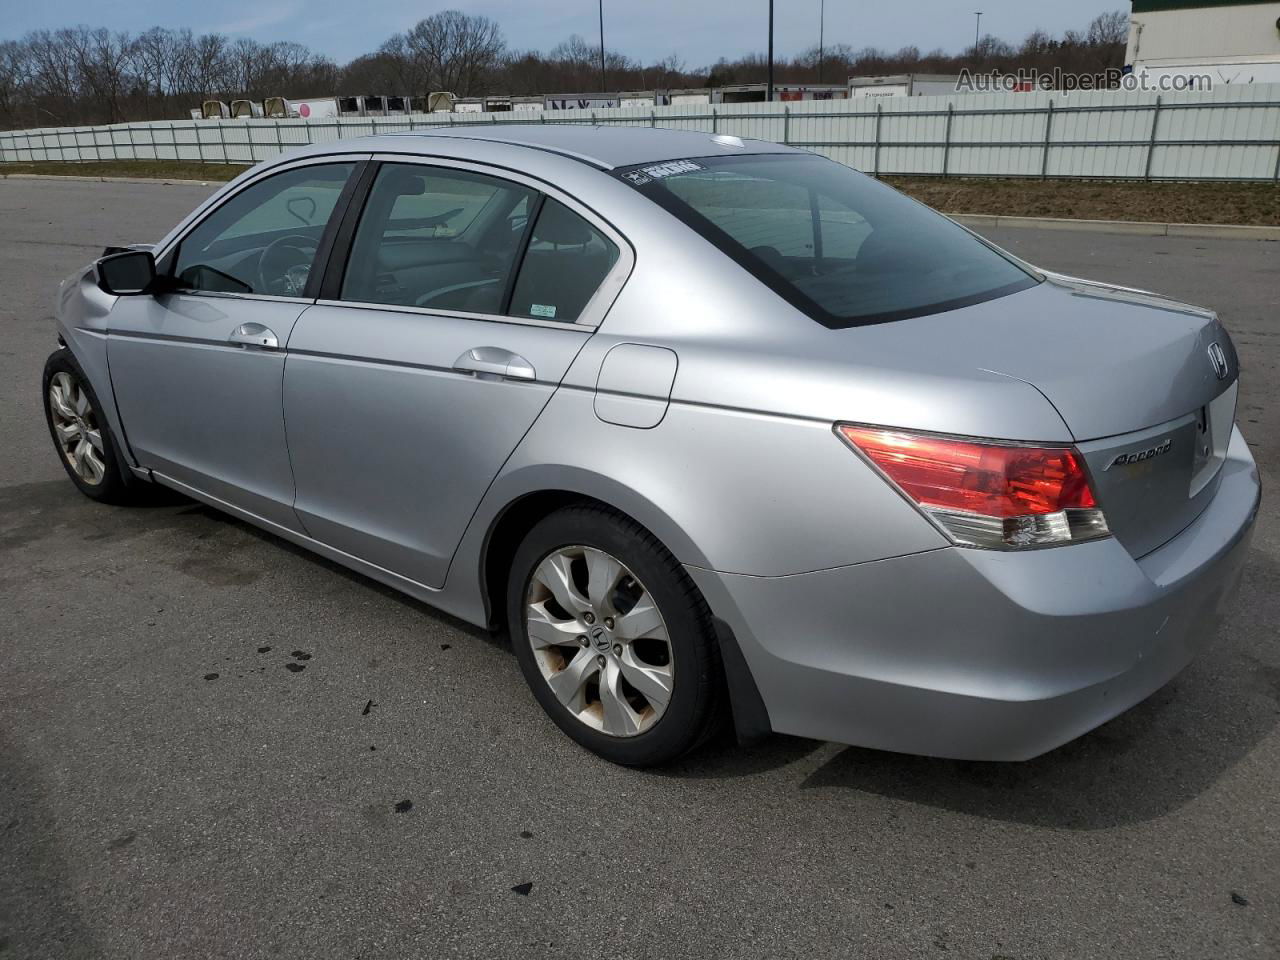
837, 425, 1110, 549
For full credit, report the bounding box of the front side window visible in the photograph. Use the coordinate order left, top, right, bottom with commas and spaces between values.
617, 154, 1037, 327
172, 162, 354, 297
341, 164, 536, 314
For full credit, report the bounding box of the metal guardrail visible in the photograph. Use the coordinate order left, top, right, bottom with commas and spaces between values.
3, 91, 1280, 181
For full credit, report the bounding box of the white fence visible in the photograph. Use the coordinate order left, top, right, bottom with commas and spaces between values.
4, 84, 1280, 181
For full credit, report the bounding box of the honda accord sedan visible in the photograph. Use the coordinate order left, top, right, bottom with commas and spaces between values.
43, 126, 1259, 766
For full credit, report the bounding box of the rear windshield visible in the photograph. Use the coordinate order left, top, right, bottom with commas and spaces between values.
616, 153, 1038, 328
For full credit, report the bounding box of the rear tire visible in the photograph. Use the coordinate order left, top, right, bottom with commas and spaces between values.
507, 503, 725, 767
42, 349, 140, 504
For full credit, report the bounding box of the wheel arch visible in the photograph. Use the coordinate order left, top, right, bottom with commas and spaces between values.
479, 492, 697, 621
44, 340, 143, 486
470, 464, 712, 629
479, 487, 594, 630
54, 264, 142, 475
470, 473, 773, 745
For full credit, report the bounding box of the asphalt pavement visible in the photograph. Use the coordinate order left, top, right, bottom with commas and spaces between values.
1, 177, 1277, 959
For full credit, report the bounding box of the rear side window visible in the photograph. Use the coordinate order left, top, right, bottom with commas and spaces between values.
341, 164, 535, 314
507, 199, 619, 323
618, 154, 1037, 327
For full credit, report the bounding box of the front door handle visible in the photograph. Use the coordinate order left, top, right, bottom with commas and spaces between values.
452, 346, 536, 382
228, 322, 279, 350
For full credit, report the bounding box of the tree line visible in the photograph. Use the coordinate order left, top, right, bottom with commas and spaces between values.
0, 9, 1128, 130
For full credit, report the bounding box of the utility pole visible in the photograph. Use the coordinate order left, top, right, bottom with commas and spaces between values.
767, 0, 775, 102
599, 0, 607, 93
818, 0, 825, 83
973, 11, 983, 54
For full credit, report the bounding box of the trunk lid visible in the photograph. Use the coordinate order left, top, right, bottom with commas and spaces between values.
977, 273, 1239, 557
979, 273, 1236, 441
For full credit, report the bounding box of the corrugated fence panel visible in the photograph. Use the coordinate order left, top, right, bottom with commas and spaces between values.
881, 96, 946, 174
3, 85, 1279, 180
1155, 84, 1280, 179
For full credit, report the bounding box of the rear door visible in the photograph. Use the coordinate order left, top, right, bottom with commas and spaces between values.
283, 158, 630, 588
106, 158, 361, 529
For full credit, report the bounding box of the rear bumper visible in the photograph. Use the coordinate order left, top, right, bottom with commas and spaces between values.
688, 426, 1260, 761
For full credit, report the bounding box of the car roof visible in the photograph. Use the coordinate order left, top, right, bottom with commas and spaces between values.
376, 124, 797, 170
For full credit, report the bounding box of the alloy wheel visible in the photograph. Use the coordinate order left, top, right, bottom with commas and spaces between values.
525, 545, 674, 737
48, 371, 107, 486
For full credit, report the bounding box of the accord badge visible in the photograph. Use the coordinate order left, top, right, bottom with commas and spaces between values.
1105, 438, 1172, 471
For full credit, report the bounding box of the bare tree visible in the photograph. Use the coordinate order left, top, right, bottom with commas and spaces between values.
187, 32, 230, 100
1087, 11, 1130, 48
74, 28, 135, 123
0, 9, 1135, 130
1019, 29, 1055, 57
402, 10, 504, 96
654, 53, 686, 89
0, 40, 31, 126
1084, 10, 1130, 67
972, 34, 1016, 63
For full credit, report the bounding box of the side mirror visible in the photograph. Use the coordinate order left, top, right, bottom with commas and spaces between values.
96, 250, 157, 296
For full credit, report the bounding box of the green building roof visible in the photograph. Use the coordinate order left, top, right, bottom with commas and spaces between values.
1132, 0, 1278, 12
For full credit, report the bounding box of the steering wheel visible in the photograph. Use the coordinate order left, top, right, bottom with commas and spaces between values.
257, 234, 316, 297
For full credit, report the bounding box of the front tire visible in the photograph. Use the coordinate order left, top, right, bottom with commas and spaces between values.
42, 349, 135, 504
507, 504, 724, 767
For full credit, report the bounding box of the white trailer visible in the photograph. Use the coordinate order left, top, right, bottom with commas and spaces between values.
285, 98, 341, 120
230, 99, 264, 118
427, 92, 456, 113
545, 94, 624, 110
848, 74, 961, 99
711, 83, 847, 103
667, 88, 712, 105
1127, 0, 1280, 86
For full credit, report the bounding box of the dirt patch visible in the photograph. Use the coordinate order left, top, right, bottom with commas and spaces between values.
887, 176, 1280, 227
0, 160, 244, 182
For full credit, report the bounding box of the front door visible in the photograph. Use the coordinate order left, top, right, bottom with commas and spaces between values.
283, 160, 625, 587
106, 160, 359, 529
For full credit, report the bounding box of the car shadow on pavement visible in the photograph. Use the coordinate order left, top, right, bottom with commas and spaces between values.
663, 730, 827, 779
0, 479, 193, 555
796, 550, 1280, 829
2, 480, 500, 650
178, 502, 501, 649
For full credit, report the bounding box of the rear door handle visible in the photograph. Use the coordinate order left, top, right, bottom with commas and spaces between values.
452, 346, 536, 382
228, 322, 279, 350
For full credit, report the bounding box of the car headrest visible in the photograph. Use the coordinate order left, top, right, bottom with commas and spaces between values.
855, 229, 920, 270
382, 172, 426, 197
535, 203, 594, 246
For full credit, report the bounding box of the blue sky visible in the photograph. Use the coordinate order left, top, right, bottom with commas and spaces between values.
5, 1, 1123, 66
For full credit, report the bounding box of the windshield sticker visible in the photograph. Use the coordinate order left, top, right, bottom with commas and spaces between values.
642, 159, 703, 179
530, 303, 557, 318
623, 159, 704, 186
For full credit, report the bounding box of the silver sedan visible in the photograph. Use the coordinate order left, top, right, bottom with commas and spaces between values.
43, 126, 1260, 766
